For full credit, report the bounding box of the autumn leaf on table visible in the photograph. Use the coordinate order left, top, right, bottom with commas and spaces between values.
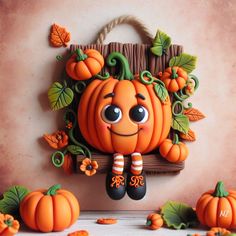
151, 30, 171, 56
180, 128, 196, 141
161, 201, 199, 229
50, 23, 70, 47
183, 108, 205, 121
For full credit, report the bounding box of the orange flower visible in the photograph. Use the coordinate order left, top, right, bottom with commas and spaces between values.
0, 213, 20, 236
43, 130, 68, 149
80, 158, 98, 176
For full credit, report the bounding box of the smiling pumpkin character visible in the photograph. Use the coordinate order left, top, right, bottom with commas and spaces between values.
78, 52, 172, 200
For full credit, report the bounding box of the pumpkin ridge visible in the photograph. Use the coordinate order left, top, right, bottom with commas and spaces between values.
86, 54, 103, 67
142, 83, 160, 153
90, 79, 112, 152
34, 194, 46, 231
58, 193, 73, 225
78, 79, 102, 148
204, 197, 219, 227
83, 58, 100, 75
104, 79, 119, 153
228, 196, 236, 228
75, 61, 92, 80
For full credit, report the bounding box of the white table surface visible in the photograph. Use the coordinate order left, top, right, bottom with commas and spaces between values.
18, 211, 209, 236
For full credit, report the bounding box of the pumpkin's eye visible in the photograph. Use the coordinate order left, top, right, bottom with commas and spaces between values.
129, 105, 148, 123
102, 105, 122, 124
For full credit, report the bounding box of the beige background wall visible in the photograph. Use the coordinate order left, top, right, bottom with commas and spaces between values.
0, 0, 236, 210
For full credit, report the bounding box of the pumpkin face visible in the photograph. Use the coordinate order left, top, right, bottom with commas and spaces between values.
78, 75, 172, 155
66, 49, 104, 81
146, 213, 163, 230
160, 66, 188, 92
196, 181, 236, 229
20, 184, 80, 232
159, 134, 188, 163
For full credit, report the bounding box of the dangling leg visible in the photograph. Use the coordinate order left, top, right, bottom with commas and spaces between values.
106, 153, 126, 200
127, 152, 146, 200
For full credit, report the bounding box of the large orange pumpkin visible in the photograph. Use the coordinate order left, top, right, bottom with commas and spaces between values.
20, 184, 80, 232
78, 52, 172, 155
196, 181, 236, 229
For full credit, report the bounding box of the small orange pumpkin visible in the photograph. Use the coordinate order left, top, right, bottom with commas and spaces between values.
0, 213, 20, 236
66, 49, 104, 81
146, 213, 163, 230
160, 66, 188, 92
196, 181, 236, 229
206, 227, 231, 236
20, 184, 80, 232
78, 52, 172, 155
159, 134, 189, 163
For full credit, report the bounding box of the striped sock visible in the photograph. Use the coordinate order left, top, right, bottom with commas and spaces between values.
112, 153, 124, 175
130, 153, 143, 175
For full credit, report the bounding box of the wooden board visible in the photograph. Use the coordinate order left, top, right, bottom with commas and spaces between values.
67, 43, 184, 174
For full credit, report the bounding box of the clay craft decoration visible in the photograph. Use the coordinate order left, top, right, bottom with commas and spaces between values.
44, 15, 205, 201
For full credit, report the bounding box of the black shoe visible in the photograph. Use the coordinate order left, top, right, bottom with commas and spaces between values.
106, 172, 126, 200
126, 171, 146, 200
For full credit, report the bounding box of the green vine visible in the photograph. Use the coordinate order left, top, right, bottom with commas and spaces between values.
172, 101, 184, 117
94, 72, 110, 80
63, 109, 92, 158
51, 151, 65, 168
74, 81, 87, 94
106, 52, 134, 81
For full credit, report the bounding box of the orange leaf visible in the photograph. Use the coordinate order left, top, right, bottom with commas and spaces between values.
50, 23, 70, 47
179, 129, 196, 141
43, 134, 59, 149
183, 108, 205, 121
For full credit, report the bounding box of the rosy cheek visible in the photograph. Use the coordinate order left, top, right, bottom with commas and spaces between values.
139, 122, 152, 134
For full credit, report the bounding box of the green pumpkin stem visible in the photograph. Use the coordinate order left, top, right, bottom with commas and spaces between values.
106, 52, 134, 81
171, 68, 178, 79
75, 49, 88, 61
46, 184, 61, 196
213, 181, 229, 197
4, 219, 13, 227
146, 220, 152, 226
173, 134, 179, 144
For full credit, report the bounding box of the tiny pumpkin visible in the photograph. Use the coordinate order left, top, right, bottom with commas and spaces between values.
160, 66, 188, 92
20, 184, 80, 232
159, 134, 189, 163
66, 49, 104, 81
0, 213, 20, 236
146, 213, 163, 230
206, 227, 231, 236
196, 181, 236, 229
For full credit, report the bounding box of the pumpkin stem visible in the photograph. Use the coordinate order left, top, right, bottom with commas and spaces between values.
106, 52, 134, 81
213, 181, 229, 197
46, 184, 61, 195
171, 68, 178, 79
4, 219, 13, 227
75, 49, 88, 61
146, 220, 152, 226
173, 134, 179, 144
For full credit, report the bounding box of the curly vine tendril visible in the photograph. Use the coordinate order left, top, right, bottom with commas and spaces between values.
95, 72, 110, 80
140, 70, 166, 87
172, 101, 184, 117
51, 151, 65, 168
63, 110, 92, 158
74, 81, 87, 94
189, 74, 199, 91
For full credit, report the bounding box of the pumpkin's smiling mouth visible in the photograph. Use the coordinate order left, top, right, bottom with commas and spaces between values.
108, 127, 142, 137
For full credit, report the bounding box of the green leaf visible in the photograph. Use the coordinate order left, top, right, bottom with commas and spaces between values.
48, 82, 74, 111
161, 201, 199, 229
171, 114, 189, 134
0, 186, 30, 216
151, 30, 171, 56
67, 145, 85, 155
169, 53, 197, 74
154, 83, 168, 103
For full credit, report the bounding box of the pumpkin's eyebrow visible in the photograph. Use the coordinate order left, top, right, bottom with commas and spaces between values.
136, 93, 146, 100
104, 92, 115, 99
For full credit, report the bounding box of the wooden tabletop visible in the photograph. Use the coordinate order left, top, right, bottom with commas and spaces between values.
18, 211, 208, 236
